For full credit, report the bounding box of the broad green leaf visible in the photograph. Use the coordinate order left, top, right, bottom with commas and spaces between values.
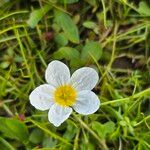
63, 124, 78, 141
0, 61, 10, 69
52, 47, 80, 60
84, 0, 97, 6
27, 5, 51, 28
52, 47, 81, 68
83, 21, 97, 29
138, 2, 150, 16
29, 128, 44, 144
55, 11, 80, 43
42, 137, 57, 148
59, 0, 79, 4
54, 33, 68, 47
0, 117, 29, 143
92, 121, 115, 139
105, 121, 116, 133
83, 21, 99, 34
81, 41, 102, 63
119, 120, 126, 126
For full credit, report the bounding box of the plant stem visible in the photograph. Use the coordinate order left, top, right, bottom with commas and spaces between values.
101, 88, 150, 106
73, 114, 109, 150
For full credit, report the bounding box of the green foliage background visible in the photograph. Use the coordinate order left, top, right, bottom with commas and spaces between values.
0, 0, 150, 149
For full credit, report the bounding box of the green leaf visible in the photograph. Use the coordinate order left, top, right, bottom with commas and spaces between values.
0, 0, 10, 7
42, 137, 57, 148
105, 121, 116, 133
84, 0, 97, 6
103, 106, 123, 120
29, 128, 44, 144
54, 33, 68, 47
59, 0, 79, 4
52, 47, 81, 68
52, 47, 80, 60
92, 121, 115, 139
83, 21, 97, 29
119, 120, 126, 126
83, 21, 99, 34
0, 117, 29, 143
55, 11, 80, 43
27, 5, 51, 28
81, 41, 102, 63
30, 119, 71, 145
0, 137, 15, 150
63, 124, 78, 141
138, 2, 150, 16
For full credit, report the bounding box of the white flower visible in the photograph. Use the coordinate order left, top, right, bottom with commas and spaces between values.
29, 60, 100, 127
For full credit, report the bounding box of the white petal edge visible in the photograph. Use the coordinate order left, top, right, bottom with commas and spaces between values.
45, 60, 70, 87
29, 84, 55, 111
70, 67, 99, 91
48, 104, 72, 127
73, 90, 100, 115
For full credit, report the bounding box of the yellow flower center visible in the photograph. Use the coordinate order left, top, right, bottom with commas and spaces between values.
54, 85, 77, 106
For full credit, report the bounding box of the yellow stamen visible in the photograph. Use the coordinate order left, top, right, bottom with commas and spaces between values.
54, 85, 77, 106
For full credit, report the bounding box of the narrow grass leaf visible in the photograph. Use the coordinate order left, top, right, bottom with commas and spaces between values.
0, 137, 15, 150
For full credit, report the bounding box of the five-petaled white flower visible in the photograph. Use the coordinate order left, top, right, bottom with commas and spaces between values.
29, 60, 100, 127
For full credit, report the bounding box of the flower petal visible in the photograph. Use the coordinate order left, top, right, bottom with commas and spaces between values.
73, 90, 100, 115
45, 60, 70, 87
70, 67, 99, 91
48, 104, 72, 127
29, 84, 55, 111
